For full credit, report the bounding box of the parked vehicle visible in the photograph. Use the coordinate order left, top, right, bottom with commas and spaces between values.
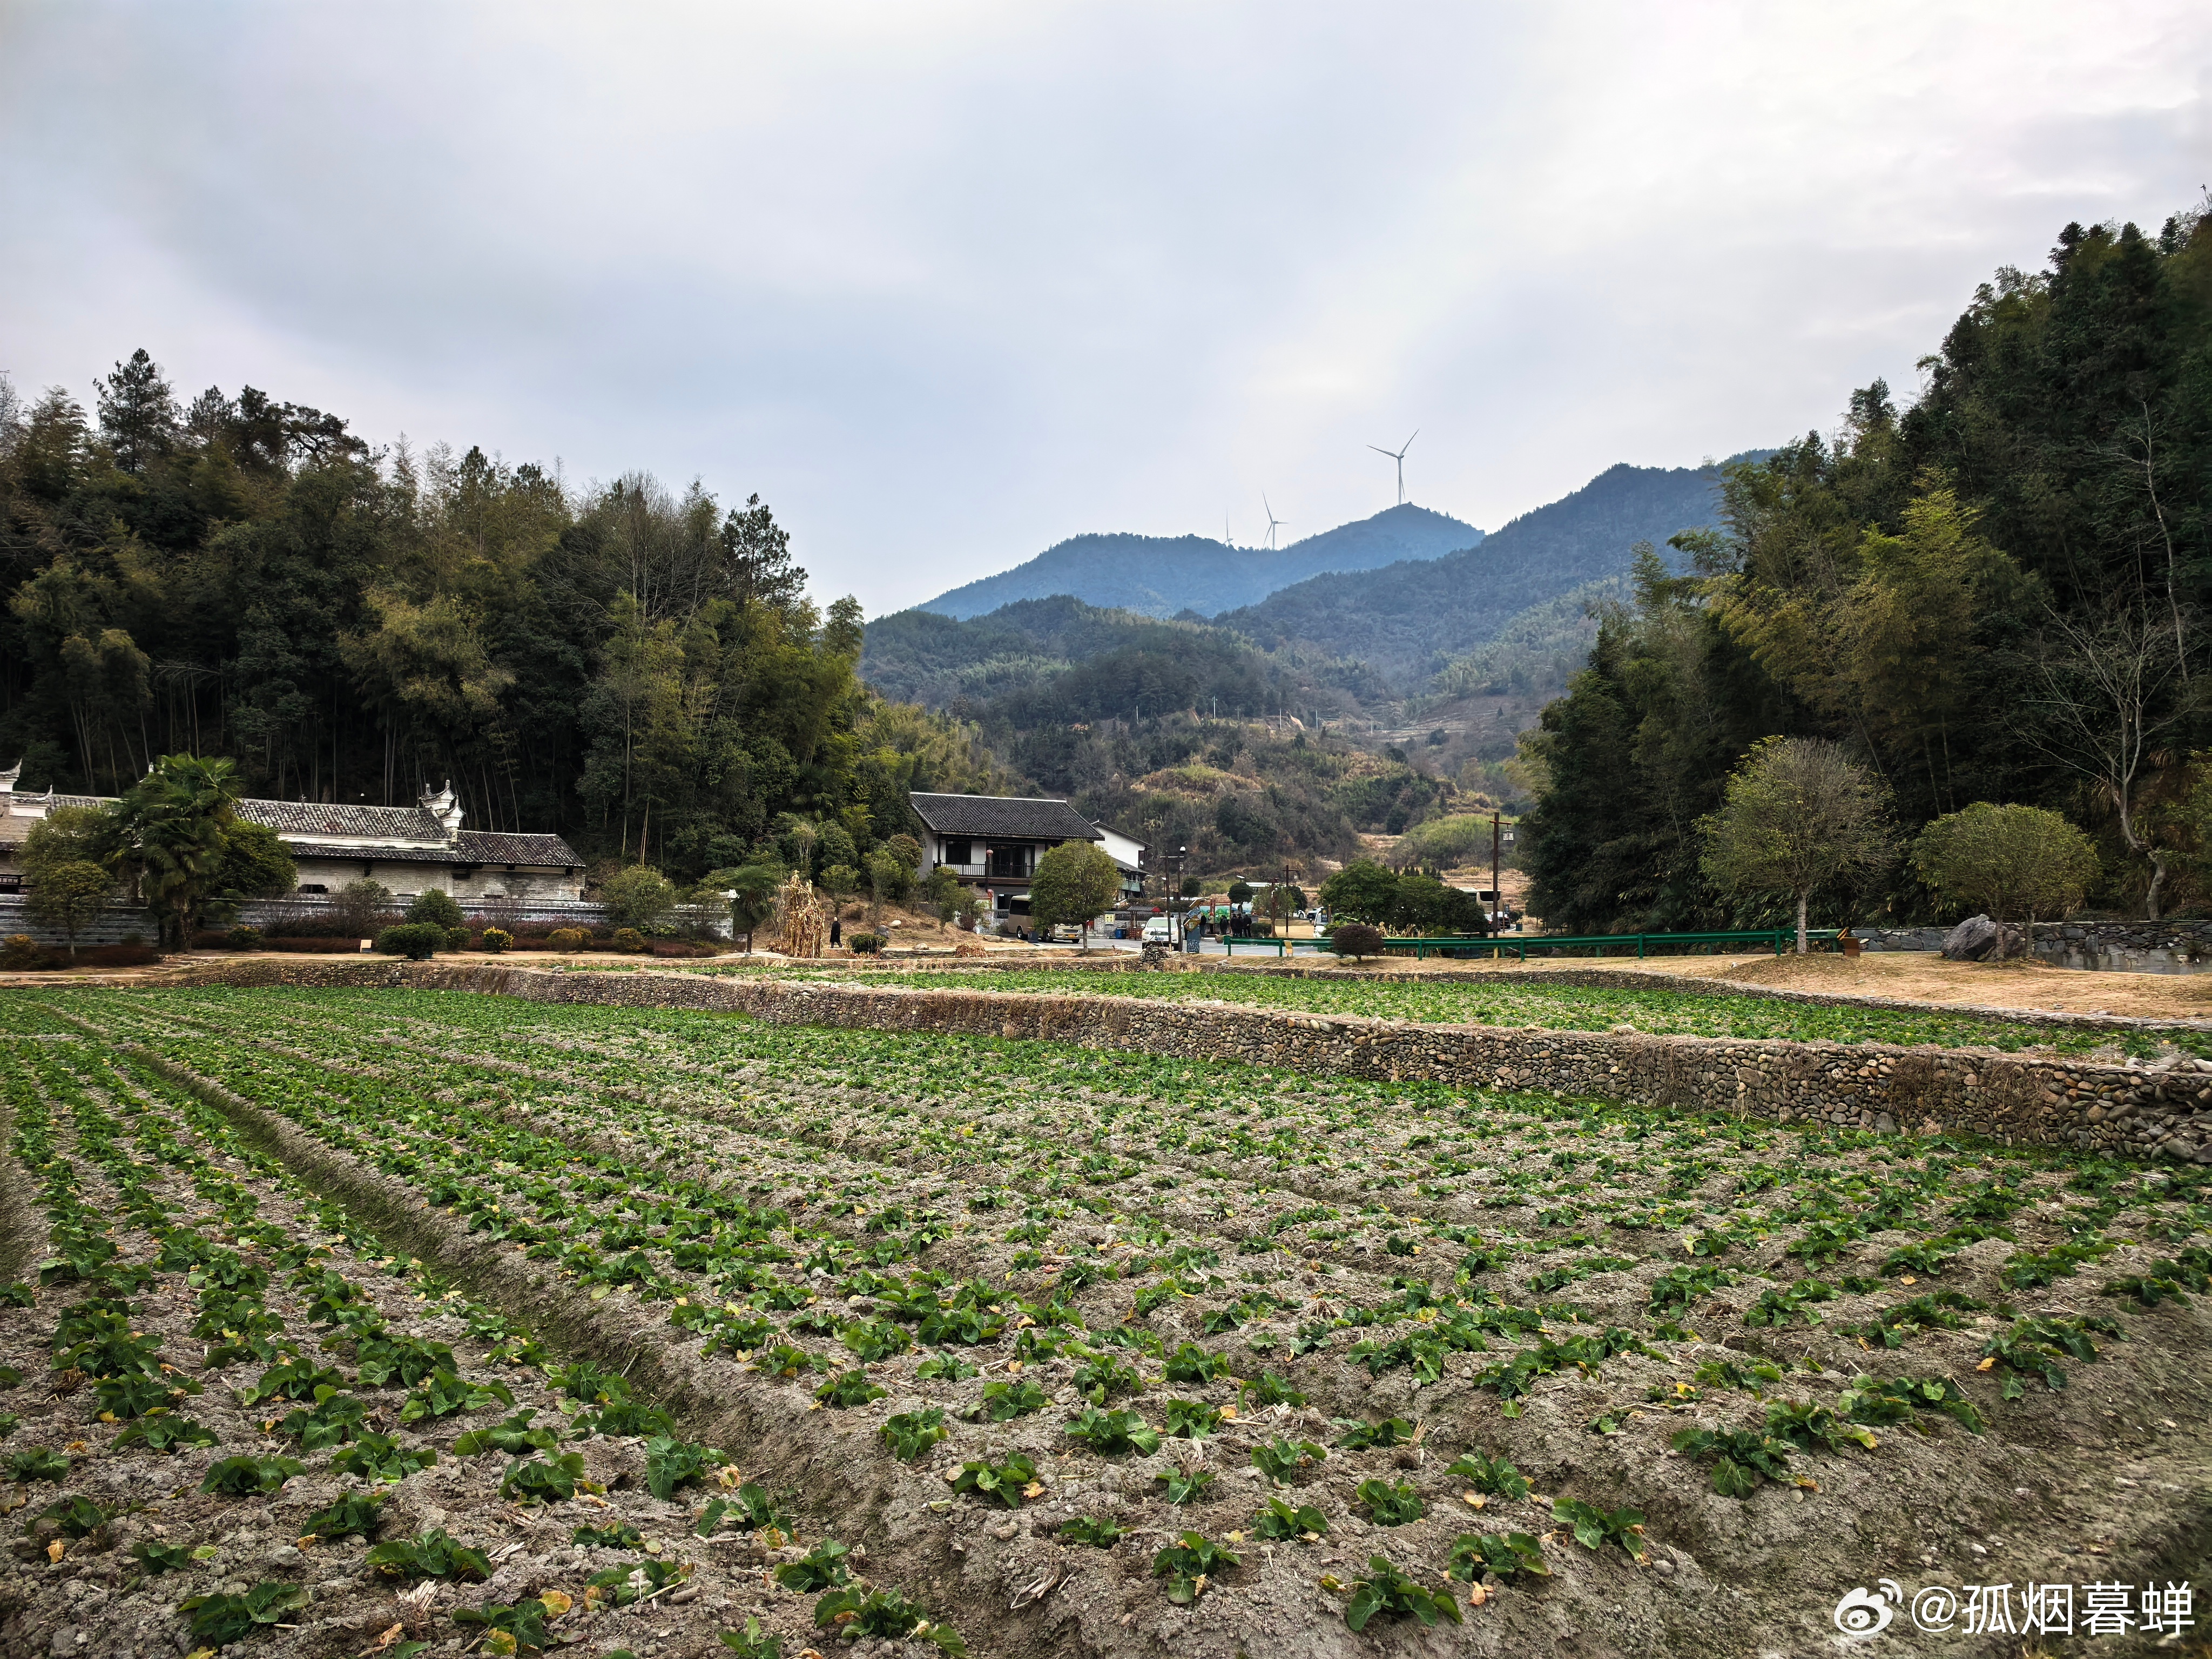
1141, 915, 1175, 943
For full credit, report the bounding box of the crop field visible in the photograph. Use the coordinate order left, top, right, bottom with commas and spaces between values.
0, 985, 2206, 1657
686, 962, 2208, 1060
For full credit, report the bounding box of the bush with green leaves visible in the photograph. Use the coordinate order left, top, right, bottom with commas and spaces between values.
1326, 922, 1385, 961
405, 888, 464, 930
544, 926, 590, 952
481, 927, 512, 953
847, 931, 885, 955
374, 922, 446, 961
612, 926, 648, 953
1343, 1555, 1461, 1631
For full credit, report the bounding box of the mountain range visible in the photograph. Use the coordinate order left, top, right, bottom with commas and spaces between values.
917, 502, 1481, 620
1219, 460, 1739, 683
868, 458, 1749, 707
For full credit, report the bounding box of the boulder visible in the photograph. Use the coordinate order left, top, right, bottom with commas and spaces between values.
1941, 915, 2002, 961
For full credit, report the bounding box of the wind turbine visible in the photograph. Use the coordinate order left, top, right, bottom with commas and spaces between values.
1262, 495, 1285, 551
1368, 429, 1418, 505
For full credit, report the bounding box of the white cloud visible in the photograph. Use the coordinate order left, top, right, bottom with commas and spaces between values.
2, 0, 2204, 611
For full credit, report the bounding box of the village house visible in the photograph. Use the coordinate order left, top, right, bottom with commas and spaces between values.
908, 792, 1145, 922
0, 765, 584, 903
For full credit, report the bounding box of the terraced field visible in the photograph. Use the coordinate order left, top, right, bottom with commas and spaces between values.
1, 986, 2206, 1657
689, 961, 2211, 1060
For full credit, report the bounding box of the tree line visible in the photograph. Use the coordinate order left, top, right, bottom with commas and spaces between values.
1521, 210, 2212, 932
0, 353, 1006, 881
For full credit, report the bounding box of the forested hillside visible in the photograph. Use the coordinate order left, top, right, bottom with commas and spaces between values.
918, 503, 1481, 620
0, 358, 1001, 880
1216, 460, 1740, 684
1521, 211, 2212, 932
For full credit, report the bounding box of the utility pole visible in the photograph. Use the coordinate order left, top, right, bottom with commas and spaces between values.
1491, 810, 1502, 935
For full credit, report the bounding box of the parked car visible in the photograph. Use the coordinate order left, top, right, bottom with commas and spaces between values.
1141, 915, 1175, 943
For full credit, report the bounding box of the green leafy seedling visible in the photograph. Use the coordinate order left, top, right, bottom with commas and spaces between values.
1553, 1497, 1648, 1563
1152, 1531, 1240, 1605
774, 1539, 852, 1593
1250, 1437, 1327, 1484
952, 1454, 1036, 1508
365, 1527, 494, 1581
881, 1407, 948, 1461
1355, 1478, 1425, 1526
1445, 1452, 1530, 1501
1343, 1555, 1461, 1631
1057, 1515, 1124, 1547
1253, 1495, 1328, 1542
1447, 1530, 1550, 1579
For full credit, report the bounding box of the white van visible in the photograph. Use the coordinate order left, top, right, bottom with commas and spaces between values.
1141, 915, 1175, 944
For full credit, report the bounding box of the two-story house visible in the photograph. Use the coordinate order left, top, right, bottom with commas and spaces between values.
908, 792, 1145, 923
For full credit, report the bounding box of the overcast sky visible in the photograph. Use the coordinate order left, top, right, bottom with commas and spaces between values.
2, 3, 2207, 615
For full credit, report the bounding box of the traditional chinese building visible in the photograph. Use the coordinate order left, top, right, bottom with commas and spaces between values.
0, 765, 584, 903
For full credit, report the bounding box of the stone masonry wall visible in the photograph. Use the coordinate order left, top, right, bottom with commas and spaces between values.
66, 956, 2212, 1165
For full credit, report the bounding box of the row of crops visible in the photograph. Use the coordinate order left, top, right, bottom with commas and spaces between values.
3, 986, 2207, 1655
688, 961, 2206, 1059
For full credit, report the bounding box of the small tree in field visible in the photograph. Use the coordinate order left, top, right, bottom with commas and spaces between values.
1029, 840, 1122, 950
29, 862, 113, 962
1698, 737, 1892, 954
1911, 802, 2099, 949
719, 864, 782, 954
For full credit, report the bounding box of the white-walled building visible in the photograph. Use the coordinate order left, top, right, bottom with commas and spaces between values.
0, 766, 584, 903
908, 792, 1145, 921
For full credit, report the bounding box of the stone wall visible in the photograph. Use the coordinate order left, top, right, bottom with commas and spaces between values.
2031, 921, 2212, 976
72, 956, 2212, 1165
0, 895, 158, 948
1847, 920, 2212, 974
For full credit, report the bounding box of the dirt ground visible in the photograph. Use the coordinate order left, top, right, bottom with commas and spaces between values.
1250, 948, 2212, 1023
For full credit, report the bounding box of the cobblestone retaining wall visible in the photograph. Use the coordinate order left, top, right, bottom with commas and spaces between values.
77, 956, 2212, 1165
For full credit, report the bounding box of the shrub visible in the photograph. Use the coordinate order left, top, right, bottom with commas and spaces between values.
223, 925, 263, 950
374, 923, 446, 961
601, 866, 677, 931
545, 927, 590, 952
481, 928, 512, 954
405, 889, 464, 930
848, 932, 885, 955
0, 935, 44, 970
612, 927, 646, 953
1327, 923, 1385, 961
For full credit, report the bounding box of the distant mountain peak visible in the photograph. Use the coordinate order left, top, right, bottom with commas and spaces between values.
916, 503, 1482, 621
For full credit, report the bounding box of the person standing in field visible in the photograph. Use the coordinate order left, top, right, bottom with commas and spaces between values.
831, 916, 842, 948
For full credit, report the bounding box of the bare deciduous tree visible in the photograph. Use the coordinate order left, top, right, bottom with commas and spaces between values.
2019, 596, 2190, 919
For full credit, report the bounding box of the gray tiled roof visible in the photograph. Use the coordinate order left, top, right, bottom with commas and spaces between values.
908, 793, 1103, 842
288, 832, 581, 867
237, 800, 448, 840
456, 831, 582, 866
